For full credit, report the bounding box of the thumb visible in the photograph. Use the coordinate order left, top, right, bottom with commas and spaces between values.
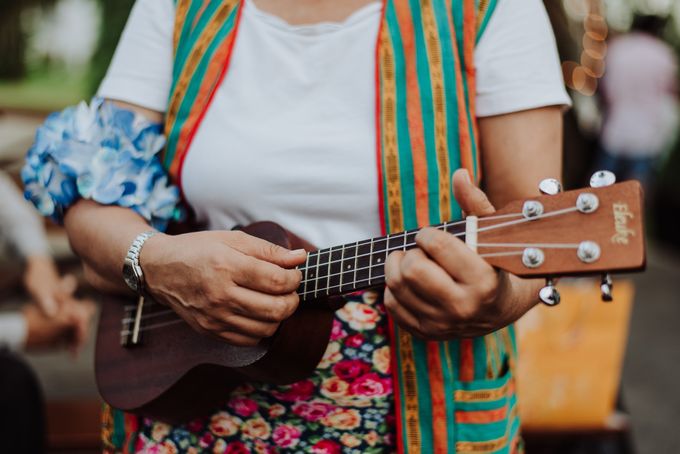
235, 233, 307, 268
59, 274, 78, 296
35, 290, 58, 318
452, 169, 496, 217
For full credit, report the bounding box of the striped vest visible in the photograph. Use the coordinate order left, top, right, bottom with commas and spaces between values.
159, 0, 522, 452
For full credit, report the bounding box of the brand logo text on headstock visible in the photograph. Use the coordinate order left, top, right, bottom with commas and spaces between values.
612, 202, 635, 245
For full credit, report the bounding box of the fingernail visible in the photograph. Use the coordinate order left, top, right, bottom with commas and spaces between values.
462, 169, 471, 184
289, 249, 307, 256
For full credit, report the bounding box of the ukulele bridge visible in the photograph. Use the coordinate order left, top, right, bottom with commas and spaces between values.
121, 295, 145, 347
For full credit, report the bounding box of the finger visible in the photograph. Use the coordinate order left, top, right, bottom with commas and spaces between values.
58, 274, 78, 296
383, 287, 425, 338
452, 169, 496, 217
227, 286, 299, 322
203, 313, 280, 341
217, 331, 265, 347
36, 292, 58, 318
230, 232, 307, 269
396, 248, 468, 312
416, 227, 495, 283
71, 312, 88, 354
233, 254, 302, 295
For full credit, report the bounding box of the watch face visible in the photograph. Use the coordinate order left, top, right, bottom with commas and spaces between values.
123, 260, 138, 292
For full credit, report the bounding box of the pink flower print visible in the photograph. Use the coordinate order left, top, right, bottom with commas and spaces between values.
272, 379, 315, 402
332, 359, 371, 381
228, 396, 259, 418
291, 400, 335, 422
350, 373, 392, 397
225, 441, 251, 454
310, 439, 342, 454
268, 403, 286, 418
199, 432, 214, 448
330, 319, 347, 340
186, 417, 204, 433
272, 424, 301, 449
345, 333, 365, 348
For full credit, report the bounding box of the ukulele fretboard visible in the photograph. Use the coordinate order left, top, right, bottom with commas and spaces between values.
296, 221, 467, 301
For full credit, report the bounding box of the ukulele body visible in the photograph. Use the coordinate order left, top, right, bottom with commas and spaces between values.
95, 222, 336, 424
95, 181, 646, 424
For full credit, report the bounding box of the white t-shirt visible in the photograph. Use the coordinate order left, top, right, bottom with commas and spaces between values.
99, 0, 570, 248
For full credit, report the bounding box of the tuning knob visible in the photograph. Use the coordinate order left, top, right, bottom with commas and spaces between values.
590, 170, 616, 188
600, 273, 613, 302
539, 278, 561, 306
539, 178, 562, 195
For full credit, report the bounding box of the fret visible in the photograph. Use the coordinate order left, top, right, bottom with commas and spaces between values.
300, 251, 318, 301
339, 243, 357, 295
338, 245, 346, 292
315, 248, 330, 299
441, 220, 467, 240
351, 241, 360, 293
368, 238, 375, 286
404, 230, 418, 250
297, 254, 308, 300
385, 232, 403, 254
327, 247, 343, 296
372, 237, 387, 264
355, 239, 372, 291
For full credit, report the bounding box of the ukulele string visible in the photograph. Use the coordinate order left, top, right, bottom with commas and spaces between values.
121, 211, 528, 312
296, 206, 580, 286
296, 243, 579, 287
121, 206, 580, 334
124, 239, 580, 324
123, 244, 576, 333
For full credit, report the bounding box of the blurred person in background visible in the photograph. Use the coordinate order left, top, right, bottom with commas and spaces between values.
0, 170, 94, 454
597, 14, 679, 194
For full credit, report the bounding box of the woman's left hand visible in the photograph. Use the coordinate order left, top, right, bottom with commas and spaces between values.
23, 255, 78, 317
384, 169, 539, 340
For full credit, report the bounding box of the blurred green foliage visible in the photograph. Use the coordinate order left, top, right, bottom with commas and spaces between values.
86, 0, 135, 96
0, 0, 56, 79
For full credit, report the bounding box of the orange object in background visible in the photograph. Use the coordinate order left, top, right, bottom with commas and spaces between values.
516, 279, 634, 430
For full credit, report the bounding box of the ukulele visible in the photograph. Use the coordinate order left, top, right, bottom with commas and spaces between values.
95, 175, 645, 423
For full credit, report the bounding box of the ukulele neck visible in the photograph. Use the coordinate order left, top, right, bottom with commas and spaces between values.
296, 221, 467, 302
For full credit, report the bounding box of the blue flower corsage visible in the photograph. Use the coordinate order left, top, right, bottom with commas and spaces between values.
22, 97, 182, 231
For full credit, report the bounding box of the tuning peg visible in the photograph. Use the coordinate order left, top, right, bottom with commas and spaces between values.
539, 178, 562, 195
600, 273, 613, 302
590, 170, 616, 188
539, 278, 561, 306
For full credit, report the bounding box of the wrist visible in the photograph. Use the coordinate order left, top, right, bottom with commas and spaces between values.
23, 255, 59, 293
490, 272, 541, 321
137, 232, 171, 294
122, 230, 160, 293
25, 255, 58, 277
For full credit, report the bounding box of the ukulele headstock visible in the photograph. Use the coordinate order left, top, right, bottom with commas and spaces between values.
477, 176, 645, 282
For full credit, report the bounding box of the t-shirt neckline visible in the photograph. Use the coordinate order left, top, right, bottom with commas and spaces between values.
246, 0, 382, 36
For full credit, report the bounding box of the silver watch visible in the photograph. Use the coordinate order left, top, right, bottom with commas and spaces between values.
122, 230, 157, 293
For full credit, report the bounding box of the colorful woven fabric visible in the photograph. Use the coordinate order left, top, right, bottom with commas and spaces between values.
102, 0, 525, 453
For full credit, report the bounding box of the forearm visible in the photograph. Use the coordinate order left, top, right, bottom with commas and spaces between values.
0, 172, 50, 258
478, 106, 563, 315
64, 199, 155, 293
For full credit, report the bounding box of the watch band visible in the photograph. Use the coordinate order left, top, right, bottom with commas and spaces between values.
123, 230, 157, 293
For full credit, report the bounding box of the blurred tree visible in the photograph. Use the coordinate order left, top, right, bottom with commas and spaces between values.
0, 0, 56, 80
87, 0, 134, 96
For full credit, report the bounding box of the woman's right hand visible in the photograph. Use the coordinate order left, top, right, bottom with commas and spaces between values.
140, 230, 307, 347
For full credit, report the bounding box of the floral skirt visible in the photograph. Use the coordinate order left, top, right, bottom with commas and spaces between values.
128, 290, 396, 453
